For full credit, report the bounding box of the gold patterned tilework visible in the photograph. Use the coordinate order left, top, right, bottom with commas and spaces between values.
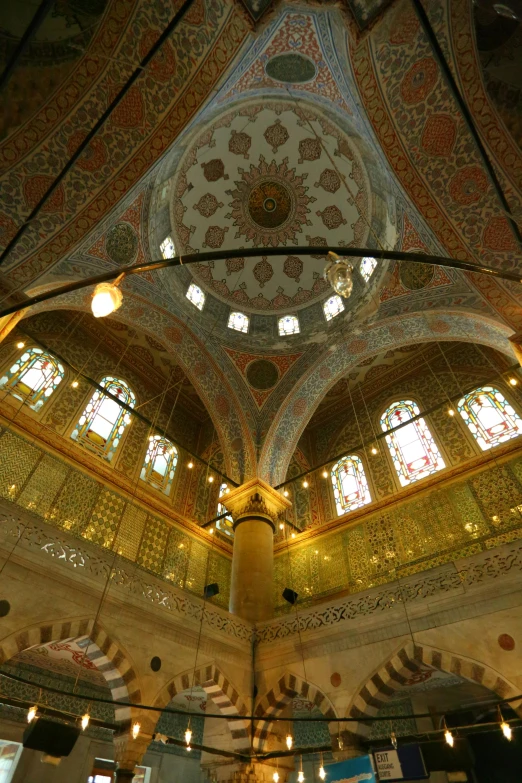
50, 470, 100, 534
274, 451, 522, 613
114, 504, 147, 561
17, 454, 69, 517
0, 427, 231, 604
0, 431, 40, 500
137, 514, 169, 573
83, 488, 125, 549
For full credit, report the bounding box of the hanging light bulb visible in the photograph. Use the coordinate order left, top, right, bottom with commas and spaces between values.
324, 252, 354, 299
16, 341, 25, 349
444, 727, 454, 747
187, 745, 192, 752
322, 470, 328, 479
303, 480, 309, 488
509, 377, 518, 386
319, 753, 326, 780
448, 408, 455, 416
132, 722, 141, 739
273, 773, 279, 783
27, 705, 37, 723
185, 725, 192, 746
81, 713, 90, 731
71, 380, 79, 388
283, 490, 289, 497
209, 527, 214, 535
91, 281, 123, 318
188, 461, 194, 469
298, 755, 305, 783
208, 475, 214, 483
286, 733, 293, 750
390, 731, 397, 750
371, 446, 378, 455
499, 707, 512, 740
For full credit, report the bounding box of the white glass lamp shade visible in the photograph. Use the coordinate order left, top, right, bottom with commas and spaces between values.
91, 282, 123, 318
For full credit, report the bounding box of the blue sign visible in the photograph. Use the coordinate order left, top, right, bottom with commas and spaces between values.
327, 756, 377, 783
373, 745, 428, 781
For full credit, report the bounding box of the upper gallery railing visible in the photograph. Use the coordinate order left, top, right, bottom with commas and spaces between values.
0, 423, 232, 609
273, 444, 522, 613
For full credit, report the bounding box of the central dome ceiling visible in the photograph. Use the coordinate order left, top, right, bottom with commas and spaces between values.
170, 100, 373, 314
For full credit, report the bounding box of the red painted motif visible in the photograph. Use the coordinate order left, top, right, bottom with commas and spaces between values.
498, 634, 515, 651
483, 217, 518, 252
421, 114, 457, 158
226, 14, 352, 114
400, 58, 439, 105
23, 176, 65, 213
449, 166, 488, 206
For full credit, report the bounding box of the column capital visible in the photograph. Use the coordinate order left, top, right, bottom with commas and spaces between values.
224, 478, 291, 531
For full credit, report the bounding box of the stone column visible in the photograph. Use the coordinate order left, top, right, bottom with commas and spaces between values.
224, 479, 291, 624
113, 717, 153, 782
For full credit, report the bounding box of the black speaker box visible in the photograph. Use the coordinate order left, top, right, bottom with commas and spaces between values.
282, 587, 298, 605
204, 582, 219, 599
23, 718, 80, 757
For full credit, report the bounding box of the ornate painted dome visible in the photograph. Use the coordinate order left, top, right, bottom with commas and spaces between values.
168, 100, 387, 317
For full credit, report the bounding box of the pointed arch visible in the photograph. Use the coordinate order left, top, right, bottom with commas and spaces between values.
0, 617, 141, 727
347, 640, 522, 737
26, 296, 255, 483
457, 385, 522, 450
253, 671, 338, 751
380, 399, 445, 486
152, 663, 250, 753
0, 346, 64, 411
259, 311, 515, 485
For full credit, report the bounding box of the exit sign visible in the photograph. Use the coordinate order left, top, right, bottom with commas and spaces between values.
373, 745, 428, 781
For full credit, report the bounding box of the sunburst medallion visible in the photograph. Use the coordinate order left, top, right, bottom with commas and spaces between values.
226, 156, 314, 247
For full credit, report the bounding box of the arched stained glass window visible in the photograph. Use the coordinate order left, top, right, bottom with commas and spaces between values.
278, 315, 300, 336
380, 400, 445, 486
458, 386, 522, 450
71, 376, 135, 461
141, 435, 178, 494
217, 482, 234, 537
331, 455, 371, 516
0, 347, 64, 411
360, 256, 377, 282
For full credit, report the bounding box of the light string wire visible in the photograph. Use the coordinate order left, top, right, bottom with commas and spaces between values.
431, 329, 522, 533
71, 345, 177, 696
273, 357, 521, 492
285, 87, 391, 256
3, 663, 522, 726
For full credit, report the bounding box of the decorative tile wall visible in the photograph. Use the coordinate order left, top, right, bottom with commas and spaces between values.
274, 452, 522, 612
0, 426, 231, 609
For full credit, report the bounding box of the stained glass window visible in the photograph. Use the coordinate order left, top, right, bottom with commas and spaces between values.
141, 435, 178, 494
330, 455, 371, 515
278, 315, 300, 336
217, 482, 234, 537
0, 347, 64, 411
228, 311, 249, 333
380, 400, 445, 486
160, 236, 175, 259
458, 386, 522, 450
186, 283, 205, 310
71, 376, 135, 461
323, 295, 344, 321
360, 256, 377, 282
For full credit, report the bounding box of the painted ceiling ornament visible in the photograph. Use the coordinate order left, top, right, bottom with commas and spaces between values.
227, 155, 314, 247
324, 252, 354, 299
